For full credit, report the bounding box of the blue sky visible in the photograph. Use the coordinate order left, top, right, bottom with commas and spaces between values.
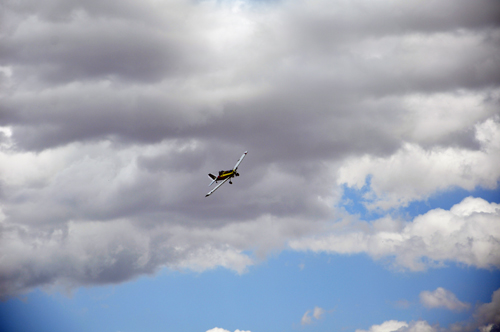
3, 246, 500, 332
1, 1, 500, 332
3, 255, 499, 332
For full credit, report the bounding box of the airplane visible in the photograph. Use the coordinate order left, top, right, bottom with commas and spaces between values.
205, 151, 247, 197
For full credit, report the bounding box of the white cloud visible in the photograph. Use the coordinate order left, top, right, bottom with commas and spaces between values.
206, 328, 230, 332
301, 310, 312, 325
419, 287, 470, 311
290, 197, 500, 271
401, 321, 438, 332
403, 91, 497, 144
301, 306, 326, 325
356, 320, 408, 332
357, 320, 437, 332
338, 118, 500, 210
313, 306, 325, 319
206, 328, 250, 332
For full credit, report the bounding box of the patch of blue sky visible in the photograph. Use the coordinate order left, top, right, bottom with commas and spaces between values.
339, 175, 384, 221
404, 184, 500, 217
339, 175, 500, 221
2, 251, 498, 332
0, 289, 86, 332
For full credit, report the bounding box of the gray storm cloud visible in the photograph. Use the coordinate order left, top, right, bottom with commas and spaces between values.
1, 0, 499, 297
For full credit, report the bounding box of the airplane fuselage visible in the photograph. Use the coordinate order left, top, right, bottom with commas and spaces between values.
216, 170, 236, 181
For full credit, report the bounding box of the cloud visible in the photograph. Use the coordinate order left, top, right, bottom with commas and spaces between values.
474, 288, 500, 327
301, 306, 326, 325
362, 288, 500, 332
1, 0, 500, 297
401, 321, 438, 332
355, 320, 409, 332
313, 306, 325, 319
419, 287, 470, 311
338, 118, 500, 210
301, 310, 312, 325
357, 320, 439, 332
206, 328, 250, 332
3, 0, 500, 152
479, 325, 500, 332
290, 196, 500, 271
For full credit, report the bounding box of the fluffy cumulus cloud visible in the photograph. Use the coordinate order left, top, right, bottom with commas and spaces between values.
290, 197, 500, 271
338, 118, 500, 210
1, 0, 500, 297
419, 288, 470, 311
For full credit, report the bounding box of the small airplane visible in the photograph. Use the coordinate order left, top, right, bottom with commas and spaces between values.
205, 151, 247, 197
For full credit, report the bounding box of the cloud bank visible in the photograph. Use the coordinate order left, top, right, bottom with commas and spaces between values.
1, 0, 499, 297
290, 197, 500, 271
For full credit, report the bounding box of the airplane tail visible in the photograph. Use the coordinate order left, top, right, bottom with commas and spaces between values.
208, 174, 217, 186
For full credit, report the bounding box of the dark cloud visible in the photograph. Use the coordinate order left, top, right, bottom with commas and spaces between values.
0, 12, 205, 83
2, 0, 499, 151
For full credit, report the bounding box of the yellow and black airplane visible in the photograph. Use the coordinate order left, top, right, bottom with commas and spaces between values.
206, 151, 247, 197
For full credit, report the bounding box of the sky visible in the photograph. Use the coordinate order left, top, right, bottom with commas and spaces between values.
0, 0, 500, 331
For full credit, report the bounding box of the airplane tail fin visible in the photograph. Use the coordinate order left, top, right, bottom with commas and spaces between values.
208, 174, 217, 186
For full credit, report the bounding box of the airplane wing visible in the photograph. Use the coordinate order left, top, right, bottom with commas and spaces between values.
205, 177, 230, 197
233, 151, 248, 171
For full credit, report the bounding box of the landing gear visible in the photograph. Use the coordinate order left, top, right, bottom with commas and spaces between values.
229, 180, 233, 184
235, 173, 239, 177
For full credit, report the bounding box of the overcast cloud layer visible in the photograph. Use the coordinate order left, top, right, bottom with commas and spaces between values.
1, 0, 500, 298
